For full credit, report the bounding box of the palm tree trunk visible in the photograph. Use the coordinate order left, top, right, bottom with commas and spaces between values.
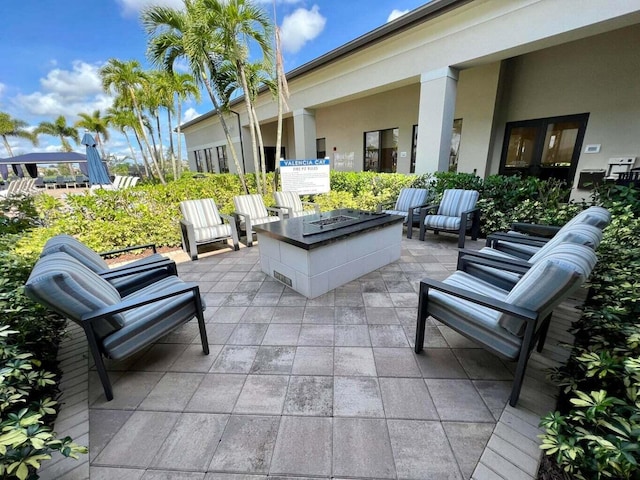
154, 113, 166, 174
123, 130, 141, 176
167, 109, 177, 179
202, 73, 248, 194
238, 61, 262, 195
251, 105, 267, 192
129, 86, 165, 184
2, 136, 14, 157
176, 101, 183, 178
132, 127, 152, 178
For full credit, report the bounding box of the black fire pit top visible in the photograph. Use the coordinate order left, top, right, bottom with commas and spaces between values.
252, 209, 404, 250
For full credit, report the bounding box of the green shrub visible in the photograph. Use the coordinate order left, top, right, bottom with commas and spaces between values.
539, 189, 640, 480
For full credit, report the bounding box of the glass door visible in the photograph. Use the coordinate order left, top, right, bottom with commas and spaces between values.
500, 113, 589, 185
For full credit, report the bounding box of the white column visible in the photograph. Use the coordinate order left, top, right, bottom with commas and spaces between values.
293, 109, 317, 159
415, 67, 459, 173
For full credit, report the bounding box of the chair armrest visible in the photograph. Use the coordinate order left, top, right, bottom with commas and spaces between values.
266, 206, 284, 217
421, 278, 538, 323
273, 205, 294, 216
511, 222, 561, 238
99, 258, 176, 280
81, 282, 201, 323
219, 213, 234, 224
456, 250, 531, 275
457, 248, 531, 268
486, 232, 548, 248
100, 243, 157, 257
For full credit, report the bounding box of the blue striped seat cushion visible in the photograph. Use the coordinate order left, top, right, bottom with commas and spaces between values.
274, 191, 303, 212
103, 276, 205, 360
25, 252, 124, 339
193, 224, 232, 243
42, 234, 109, 272
234, 194, 268, 220
423, 214, 461, 230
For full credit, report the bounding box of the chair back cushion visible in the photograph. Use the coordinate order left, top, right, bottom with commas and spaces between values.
274, 191, 303, 212
564, 206, 611, 230
25, 252, 124, 339
528, 224, 602, 263
500, 245, 597, 336
395, 188, 430, 212
437, 189, 479, 217
41, 234, 108, 272
180, 198, 223, 229
234, 194, 268, 219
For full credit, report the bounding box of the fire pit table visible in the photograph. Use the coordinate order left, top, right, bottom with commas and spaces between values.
252, 209, 404, 298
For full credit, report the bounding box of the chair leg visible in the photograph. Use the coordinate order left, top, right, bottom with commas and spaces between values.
84, 326, 113, 401
193, 287, 209, 355
414, 282, 429, 353
536, 314, 552, 353
509, 320, 537, 407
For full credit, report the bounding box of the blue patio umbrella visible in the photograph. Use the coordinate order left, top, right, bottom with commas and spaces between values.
82, 133, 111, 185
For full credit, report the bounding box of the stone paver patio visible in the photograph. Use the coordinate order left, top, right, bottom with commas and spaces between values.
41, 233, 579, 480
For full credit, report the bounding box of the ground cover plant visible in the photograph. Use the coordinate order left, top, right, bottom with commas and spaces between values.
539, 183, 640, 480
0, 197, 87, 480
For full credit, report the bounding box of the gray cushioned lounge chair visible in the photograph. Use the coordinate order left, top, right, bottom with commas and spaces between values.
25, 252, 209, 401
273, 191, 320, 218
377, 187, 431, 239
415, 244, 597, 407
233, 194, 283, 247
419, 189, 480, 247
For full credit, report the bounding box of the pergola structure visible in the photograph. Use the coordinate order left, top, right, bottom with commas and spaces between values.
0, 152, 88, 179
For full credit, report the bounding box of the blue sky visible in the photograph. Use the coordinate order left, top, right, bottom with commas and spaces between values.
0, 0, 428, 158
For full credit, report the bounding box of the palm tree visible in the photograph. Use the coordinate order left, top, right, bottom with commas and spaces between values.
75, 110, 110, 158
142, 0, 252, 193
0, 112, 38, 156
209, 0, 273, 194
35, 115, 79, 152
105, 106, 147, 177
171, 72, 200, 177
100, 58, 166, 184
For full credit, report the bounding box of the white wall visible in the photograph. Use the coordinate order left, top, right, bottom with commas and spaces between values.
487, 24, 640, 198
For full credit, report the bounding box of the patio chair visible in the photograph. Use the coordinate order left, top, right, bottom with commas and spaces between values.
179, 198, 240, 260
415, 244, 597, 406
508, 206, 611, 238
25, 252, 209, 401
0, 178, 23, 198
41, 234, 175, 297
377, 187, 432, 239
458, 225, 601, 291
273, 191, 320, 218
486, 206, 611, 259
233, 194, 283, 247
74, 175, 88, 188
419, 189, 480, 248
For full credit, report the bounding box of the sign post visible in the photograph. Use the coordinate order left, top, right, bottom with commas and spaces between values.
279, 158, 330, 195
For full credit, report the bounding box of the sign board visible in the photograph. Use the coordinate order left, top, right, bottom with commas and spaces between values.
279, 158, 330, 195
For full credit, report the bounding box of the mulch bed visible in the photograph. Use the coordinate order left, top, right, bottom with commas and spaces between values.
538, 455, 575, 480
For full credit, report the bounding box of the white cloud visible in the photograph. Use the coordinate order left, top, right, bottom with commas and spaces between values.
183, 107, 200, 123
12, 61, 113, 120
280, 5, 326, 54
0, 82, 5, 100
116, 0, 184, 16
387, 9, 409, 22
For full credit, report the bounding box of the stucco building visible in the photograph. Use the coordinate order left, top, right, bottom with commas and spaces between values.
180, 0, 640, 199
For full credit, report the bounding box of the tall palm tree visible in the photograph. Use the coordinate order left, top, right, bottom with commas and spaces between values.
0, 112, 38, 156
105, 106, 147, 177
75, 110, 110, 158
142, 0, 251, 193
35, 115, 79, 152
171, 72, 200, 177
100, 58, 166, 184
209, 0, 273, 194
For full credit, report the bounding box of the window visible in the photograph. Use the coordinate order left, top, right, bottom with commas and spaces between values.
410, 125, 418, 173
216, 146, 229, 173
500, 113, 589, 184
194, 150, 203, 172
450, 119, 463, 172
204, 148, 214, 172
316, 138, 326, 159
364, 128, 398, 173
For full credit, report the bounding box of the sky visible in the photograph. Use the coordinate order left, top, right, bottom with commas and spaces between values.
0, 0, 429, 160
